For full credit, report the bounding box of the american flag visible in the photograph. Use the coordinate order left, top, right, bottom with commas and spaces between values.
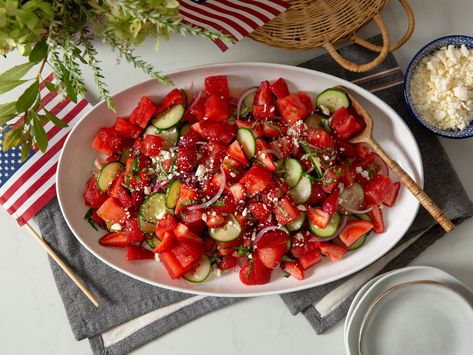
0, 68, 92, 225
179, 0, 291, 52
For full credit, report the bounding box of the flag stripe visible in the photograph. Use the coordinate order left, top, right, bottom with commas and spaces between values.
0, 100, 89, 206
39, 73, 54, 91
218, 0, 270, 23
17, 183, 57, 226
240, 0, 282, 17
184, 2, 251, 36
13, 172, 56, 217
180, 4, 243, 40
202, 2, 259, 30
7, 163, 57, 215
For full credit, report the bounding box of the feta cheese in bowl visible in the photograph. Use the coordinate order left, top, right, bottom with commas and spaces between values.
404, 35, 473, 138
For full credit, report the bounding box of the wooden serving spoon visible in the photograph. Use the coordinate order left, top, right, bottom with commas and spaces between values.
338, 86, 454, 233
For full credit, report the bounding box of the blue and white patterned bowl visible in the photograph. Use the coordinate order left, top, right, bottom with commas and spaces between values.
404, 35, 473, 139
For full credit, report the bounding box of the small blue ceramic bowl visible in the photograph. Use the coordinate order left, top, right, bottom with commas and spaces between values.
404, 35, 473, 139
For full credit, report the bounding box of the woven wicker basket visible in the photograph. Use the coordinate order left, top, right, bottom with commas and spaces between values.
250, 0, 415, 72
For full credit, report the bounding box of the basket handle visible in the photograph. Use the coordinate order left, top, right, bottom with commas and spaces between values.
351, 0, 415, 52
323, 15, 390, 73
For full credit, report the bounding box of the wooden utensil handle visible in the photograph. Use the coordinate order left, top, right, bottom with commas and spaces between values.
369, 139, 454, 233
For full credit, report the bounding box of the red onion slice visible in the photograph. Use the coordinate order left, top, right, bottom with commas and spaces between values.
188, 167, 226, 210
236, 87, 257, 120
342, 205, 373, 215
255, 225, 288, 243
153, 179, 171, 192
259, 149, 283, 160
308, 215, 348, 242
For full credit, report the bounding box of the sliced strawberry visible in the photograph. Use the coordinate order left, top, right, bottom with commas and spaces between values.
216, 237, 242, 256
217, 255, 238, 270
297, 92, 313, 114
239, 164, 272, 195
177, 148, 197, 173
174, 223, 203, 245
227, 141, 248, 166
204, 75, 230, 99
155, 214, 178, 239
153, 231, 176, 253
99, 232, 128, 247
277, 93, 310, 124
383, 181, 401, 207
155, 88, 186, 115
235, 120, 263, 138
114, 117, 142, 139
221, 156, 244, 181
270, 77, 289, 100
322, 190, 340, 214
319, 243, 347, 261
274, 195, 301, 225
368, 205, 385, 233
205, 211, 226, 228
179, 208, 206, 235
307, 207, 331, 228
129, 96, 156, 128
126, 218, 144, 244
239, 256, 272, 285
175, 184, 198, 214
282, 261, 304, 280
127, 246, 155, 260
339, 220, 374, 247
83, 176, 108, 209
297, 248, 322, 270
322, 166, 343, 193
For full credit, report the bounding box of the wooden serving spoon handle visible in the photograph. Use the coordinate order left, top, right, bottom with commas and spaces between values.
368, 138, 454, 232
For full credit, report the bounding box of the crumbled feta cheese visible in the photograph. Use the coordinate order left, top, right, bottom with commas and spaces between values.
410, 44, 473, 130
247, 254, 253, 259
156, 210, 166, 220
360, 170, 370, 179
214, 268, 222, 277
195, 164, 206, 181
230, 172, 236, 178
355, 166, 363, 174
251, 231, 256, 241
295, 233, 304, 241
297, 205, 307, 211
320, 104, 330, 116
110, 223, 122, 231
143, 186, 151, 195
201, 213, 207, 222
154, 253, 160, 262
337, 182, 345, 191
242, 208, 248, 217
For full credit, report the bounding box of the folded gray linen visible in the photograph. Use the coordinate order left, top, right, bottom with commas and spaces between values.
36, 35, 473, 354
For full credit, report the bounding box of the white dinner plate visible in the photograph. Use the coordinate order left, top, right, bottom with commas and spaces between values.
57, 62, 423, 297
345, 266, 473, 355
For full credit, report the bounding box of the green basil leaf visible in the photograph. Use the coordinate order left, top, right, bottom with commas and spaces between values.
44, 81, 58, 92
29, 41, 48, 63
44, 108, 68, 128
0, 80, 27, 95
0, 62, 35, 82
31, 111, 48, 152
16, 80, 39, 112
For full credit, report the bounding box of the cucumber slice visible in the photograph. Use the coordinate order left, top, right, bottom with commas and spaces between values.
180, 123, 190, 136
357, 213, 372, 222
140, 193, 171, 224
304, 113, 325, 129
289, 174, 312, 204
286, 212, 306, 232
348, 235, 367, 250
145, 237, 160, 249
316, 88, 350, 113
97, 162, 124, 192
165, 180, 181, 209
309, 212, 341, 238
183, 255, 212, 283
151, 104, 185, 130
301, 141, 323, 178
209, 215, 241, 242
284, 158, 303, 187
236, 128, 256, 159
138, 215, 156, 234
120, 147, 131, 164
243, 92, 256, 111
145, 125, 179, 150
339, 183, 364, 212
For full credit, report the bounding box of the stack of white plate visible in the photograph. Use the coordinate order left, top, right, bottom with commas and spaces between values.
344, 266, 473, 355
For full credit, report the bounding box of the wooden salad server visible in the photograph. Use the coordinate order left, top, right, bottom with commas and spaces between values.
339, 87, 455, 233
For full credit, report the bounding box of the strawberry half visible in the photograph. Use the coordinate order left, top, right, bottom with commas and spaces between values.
99, 232, 129, 247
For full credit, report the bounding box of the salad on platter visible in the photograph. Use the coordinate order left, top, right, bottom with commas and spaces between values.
83, 75, 401, 285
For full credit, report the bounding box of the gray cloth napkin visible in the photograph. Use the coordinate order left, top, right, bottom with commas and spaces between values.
36, 36, 473, 354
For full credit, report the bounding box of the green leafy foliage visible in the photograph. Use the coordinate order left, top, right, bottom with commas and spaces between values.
0, 0, 230, 158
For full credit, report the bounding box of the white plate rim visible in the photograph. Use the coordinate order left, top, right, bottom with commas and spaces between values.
56, 62, 424, 297
344, 266, 473, 355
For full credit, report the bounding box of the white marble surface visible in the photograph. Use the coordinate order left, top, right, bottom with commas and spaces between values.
1, 1, 473, 354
